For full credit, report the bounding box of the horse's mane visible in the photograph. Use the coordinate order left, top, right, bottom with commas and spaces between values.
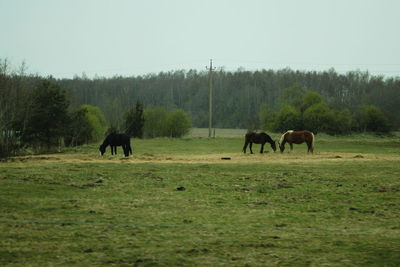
279, 130, 293, 144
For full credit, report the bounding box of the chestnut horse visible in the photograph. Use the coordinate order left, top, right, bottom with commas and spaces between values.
243, 132, 276, 154
278, 130, 315, 153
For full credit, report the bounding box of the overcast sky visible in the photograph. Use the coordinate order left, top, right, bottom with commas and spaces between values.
1, 0, 399, 78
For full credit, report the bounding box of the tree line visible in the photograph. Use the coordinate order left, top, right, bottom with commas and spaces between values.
0, 59, 191, 157
1, 58, 399, 157
59, 67, 399, 130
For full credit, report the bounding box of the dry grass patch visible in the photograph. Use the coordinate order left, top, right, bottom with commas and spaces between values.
3, 151, 399, 165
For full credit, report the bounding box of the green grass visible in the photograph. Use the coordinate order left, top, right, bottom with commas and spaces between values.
1, 131, 400, 266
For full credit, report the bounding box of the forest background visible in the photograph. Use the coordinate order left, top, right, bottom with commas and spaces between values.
1, 58, 399, 156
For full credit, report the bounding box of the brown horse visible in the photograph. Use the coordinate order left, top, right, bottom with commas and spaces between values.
278, 130, 315, 153
243, 132, 276, 154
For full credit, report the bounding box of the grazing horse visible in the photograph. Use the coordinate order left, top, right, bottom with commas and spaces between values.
278, 130, 315, 153
99, 133, 132, 157
243, 132, 277, 154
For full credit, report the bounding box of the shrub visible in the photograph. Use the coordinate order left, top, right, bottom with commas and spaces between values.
143, 107, 168, 138
303, 102, 334, 134
65, 105, 108, 146
164, 109, 192, 138
81, 105, 108, 142
355, 105, 390, 133
143, 108, 192, 138
330, 109, 352, 135
301, 91, 323, 112
274, 105, 302, 132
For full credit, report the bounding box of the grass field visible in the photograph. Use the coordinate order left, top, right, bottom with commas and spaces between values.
1, 130, 400, 266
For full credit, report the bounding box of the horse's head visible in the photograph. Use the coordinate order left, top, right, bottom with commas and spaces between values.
271, 141, 277, 152
99, 144, 106, 156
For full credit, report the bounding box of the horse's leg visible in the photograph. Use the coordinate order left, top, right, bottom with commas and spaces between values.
289, 142, 293, 152
260, 143, 265, 154
243, 141, 248, 153
124, 145, 130, 156
249, 143, 254, 154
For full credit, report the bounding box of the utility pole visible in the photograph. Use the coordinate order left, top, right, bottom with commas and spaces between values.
206, 59, 216, 138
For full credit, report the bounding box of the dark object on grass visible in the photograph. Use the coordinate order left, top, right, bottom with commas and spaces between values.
243, 132, 276, 154
221, 157, 231, 160
99, 133, 132, 157
176, 186, 186, 191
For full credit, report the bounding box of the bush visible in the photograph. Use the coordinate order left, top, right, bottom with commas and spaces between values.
259, 87, 392, 135
81, 105, 108, 142
355, 105, 390, 133
274, 105, 302, 132
143, 107, 168, 138
330, 109, 352, 135
143, 107, 192, 138
164, 109, 192, 138
65, 105, 108, 146
303, 102, 334, 134
301, 91, 323, 112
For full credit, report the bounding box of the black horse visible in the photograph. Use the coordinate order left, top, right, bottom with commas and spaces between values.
99, 133, 132, 157
243, 131, 276, 154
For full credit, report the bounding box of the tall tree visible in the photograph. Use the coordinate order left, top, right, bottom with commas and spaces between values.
124, 101, 144, 138
21, 81, 69, 150
64, 107, 93, 146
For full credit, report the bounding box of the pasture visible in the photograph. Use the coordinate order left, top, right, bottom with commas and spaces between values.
1, 130, 400, 266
